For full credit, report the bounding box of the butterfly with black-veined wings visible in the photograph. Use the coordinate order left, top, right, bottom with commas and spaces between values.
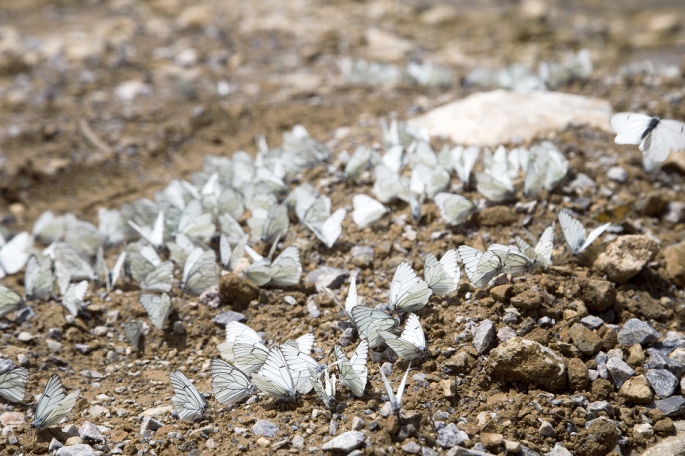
170, 371, 207, 421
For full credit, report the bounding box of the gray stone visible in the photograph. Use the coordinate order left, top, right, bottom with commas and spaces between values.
351, 417, 364, 430
292, 435, 305, 448
446, 447, 495, 456
380, 362, 393, 376
402, 441, 421, 454
0, 358, 17, 374
646, 369, 679, 398
607, 167, 628, 183
253, 420, 279, 438
329, 420, 339, 436
618, 319, 660, 346
56, 445, 95, 456
351, 246, 374, 267
641, 421, 685, 456
78, 421, 104, 443
569, 173, 596, 190
322, 430, 365, 452
655, 396, 685, 417
422, 447, 439, 456
587, 401, 614, 416
594, 235, 660, 283
648, 350, 685, 377
539, 420, 555, 436
140, 417, 163, 435
473, 320, 496, 354
606, 357, 635, 388
74, 344, 92, 354
305, 267, 350, 289
438, 423, 470, 448
212, 311, 246, 327
409, 90, 612, 146
380, 401, 393, 418
664, 202, 685, 224
520, 447, 542, 456
545, 442, 573, 456
581, 315, 604, 330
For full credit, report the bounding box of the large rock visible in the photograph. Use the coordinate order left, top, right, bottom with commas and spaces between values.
409, 90, 612, 146
664, 241, 685, 287
593, 235, 659, 283
322, 430, 365, 452
219, 273, 260, 310
489, 337, 566, 391
617, 319, 660, 346
568, 323, 602, 355
572, 419, 619, 456
575, 279, 615, 311
618, 375, 653, 404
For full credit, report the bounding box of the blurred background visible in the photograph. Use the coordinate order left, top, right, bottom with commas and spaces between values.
0, 0, 683, 224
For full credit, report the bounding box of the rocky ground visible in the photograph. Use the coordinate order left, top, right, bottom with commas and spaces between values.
2, 0, 685, 455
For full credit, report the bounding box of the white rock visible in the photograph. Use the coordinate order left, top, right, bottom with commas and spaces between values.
409, 90, 612, 146
322, 430, 365, 452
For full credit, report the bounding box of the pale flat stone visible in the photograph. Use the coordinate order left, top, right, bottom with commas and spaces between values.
409, 90, 612, 146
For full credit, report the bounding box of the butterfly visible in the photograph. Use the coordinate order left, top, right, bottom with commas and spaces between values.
378, 313, 426, 361
324, 276, 358, 321
61, 281, 89, 317
302, 197, 346, 248
0, 232, 31, 279
434, 193, 476, 226
309, 366, 337, 409
97, 207, 126, 245
261, 203, 289, 245
345, 145, 374, 180
232, 334, 270, 373
251, 347, 299, 402
523, 142, 568, 196
458, 245, 505, 288
515, 224, 555, 269
281, 343, 320, 394
128, 211, 165, 248
210, 359, 256, 406
217, 321, 263, 363
486, 245, 534, 276
219, 213, 247, 244
334, 340, 368, 397
0, 367, 29, 403
450, 145, 479, 187
63, 214, 106, 257
268, 246, 302, 287
423, 249, 460, 295
96, 248, 126, 292
0, 286, 23, 318
126, 242, 162, 283
182, 248, 218, 295
24, 254, 54, 301
140, 261, 174, 293
31, 374, 80, 429
124, 321, 143, 351
557, 210, 611, 255
169, 371, 207, 421
352, 194, 388, 229
351, 305, 397, 348
379, 363, 411, 416
610, 113, 685, 162
139, 293, 173, 330
33, 211, 65, 244
389, 262, 432, 313
47, 243, 95, 282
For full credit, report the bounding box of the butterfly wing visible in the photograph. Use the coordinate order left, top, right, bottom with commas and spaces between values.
170, 371, 206, 421
389, 262, 432, 313
139, 293, 172, 330
334, 344, 366, 397
0, 367, 29, 402
269, 246, 302, 287
642, 119, 685, 162
210, 359, 255, 406
557, 211, 587, 255
141, 261, 174, 293
62, 281, 89, 316
610, 112, 653, 145
25, 254, 54, 301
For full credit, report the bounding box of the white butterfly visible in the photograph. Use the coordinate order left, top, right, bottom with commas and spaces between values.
96, 248, 126, 292
62, 281, 89, 317
124, 321, 143, 351
0, 286, 24, 318
98, 207, 126, 245
486, 244, 534, 276
54, 261, 71, 296
523, 142, 568, 197
351, 305, 397, 348
217, 321, 263, 363
281, 343, 319, 394
182, 248, 218, 295
176, 199, 215, 243
251, 347, 299, 402
409, 164, 450, 200
389, 262, 432, 313
261, 203, 289, 245
170, 371, 207, 421
458, 245, 505, 288
309, 366, 337, 409
25, 254, 54, 301
268, 245, 302, 287
33, 211, 65, 244
166, 232, 198, 266
219, 213, 246, 244
128, 211, 165, 248
47, 243, 95, 282
379, 362, 411, 415
232, 334, 269, 373
31, 374, 80, 429
434, 193, 476, 226
0, 231, 31, 279
378, 313, 426, 361
475, 171, 515, 203
210, 359, 256, 406
557, 211, 611, 255
423, 249, 460, 295
303, 197, 346, 248
373, 164, 408, 203
515, 224, 555, 269
334, 340, 368, 397
126, 242, 162, 283
450, 145, 479, 186
324, 276, 358, 321
352, 194, 388, 229
0, 367, 29, 403
63, 215, 106, 258
284, 333, 316, 355
139, 293, 173, 330
610, 112, 685, 162
345, 145, 374, 180
220, 234, 248, 271
140, 261, 174, 293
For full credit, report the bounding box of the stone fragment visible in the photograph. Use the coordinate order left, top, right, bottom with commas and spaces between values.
480, 432, 503, 450
618, 319, 660, 346
140, 417, 163, 435
664, 241, 685, 287
593, 235, 659, 283
218, 274, 259, 310
569, 323, 602, 355
473, 320, 496, 354
626, 344, 645, 366
580, 315, 604, 330
305, 267, 350, 289
510, 288, 543, 310
489, 337, 566, 391
49, 438, 63, 451
140, 405, 173, 418
646, 369, 679, 398
409, 90, 612, 146
655, 395, 685, 417
490, 285, 513, 302
442, 379, 457, 399
538, 420, 554, 436
573, 419, 619, 456
633, 423, 654, 443
576, 278, 615, 311
607, 167, 628, 182
504, 440, 521, 453
321, 430, 365, 452
437, 423, 470, 448
351, 246, 374, 268
653, 417, 675, 434
0, 411, 25, 426
606, 357, 635, 388
547, 442, 573, 455
402, 441, 422, 454
618, 375, 653, 404
56, 445, 95, 456
78, 421, 104, 443
253, 420, 279, 438
213, 311, 246, 327
567, 358, 589, 390
627, 291, 669, 321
